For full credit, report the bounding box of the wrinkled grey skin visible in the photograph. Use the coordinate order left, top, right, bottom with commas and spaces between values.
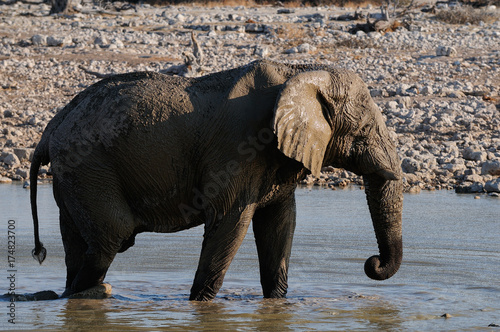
30, 60, 403, 301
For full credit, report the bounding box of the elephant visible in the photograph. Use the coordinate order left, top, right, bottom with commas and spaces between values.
30, 59, 403, 301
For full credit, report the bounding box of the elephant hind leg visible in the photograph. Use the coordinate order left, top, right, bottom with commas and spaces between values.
54, 176, 88, 294
57, 174, 137, 297
59, 202, 87, 292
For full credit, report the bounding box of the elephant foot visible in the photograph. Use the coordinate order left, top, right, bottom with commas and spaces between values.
63, 283, 112, 299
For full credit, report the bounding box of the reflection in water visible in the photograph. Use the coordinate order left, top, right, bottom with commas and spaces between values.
0, 183, 499, 330
62, 299, 111, 330
254, 299, 295, 332
191, 301, 232, 331
350, 297, 403, 331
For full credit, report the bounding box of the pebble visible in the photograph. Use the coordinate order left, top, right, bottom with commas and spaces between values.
0, 2, 499, 194
436, 45, 457, 56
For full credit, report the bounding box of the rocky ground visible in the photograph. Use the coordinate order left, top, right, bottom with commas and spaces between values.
0, 1, 499, 194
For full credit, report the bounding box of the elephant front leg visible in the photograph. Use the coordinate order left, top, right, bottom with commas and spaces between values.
252, 194, 296, 298
189, 207, 254, 301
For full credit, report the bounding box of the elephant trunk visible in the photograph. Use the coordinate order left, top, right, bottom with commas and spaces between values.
363, 174, 403, 280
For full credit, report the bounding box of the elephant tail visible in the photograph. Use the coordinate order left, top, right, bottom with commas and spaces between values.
30, 139, 49, 264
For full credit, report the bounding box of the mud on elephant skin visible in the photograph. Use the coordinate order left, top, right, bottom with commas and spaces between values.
30, 59, 403, 301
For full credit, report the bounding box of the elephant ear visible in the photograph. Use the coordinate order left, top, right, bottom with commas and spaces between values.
273, 70, 336, 177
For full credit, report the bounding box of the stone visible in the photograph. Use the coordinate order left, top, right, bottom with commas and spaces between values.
455, 182, 483, 193
420, 86, 434, 96
481, 160, 500, 176
0, 177, 12, 183
94, 36, 108, 47
47, 36, 71, 47
109, 38, 124, 49
398, 96, 412, 108
15, 168, 29, 179
297, 43, 316, 53
484, 178, 500, 193
9, 290, 59, 301
408, 186, 421, 194
254, 45, 270, 57
174, 13, 186, 23
465, 174, 483, 183
2, 153, 20, 167
387, 100, 398, 110
245, 23, 265, 33
463, 147, 487, 162
436, 46, 457, 57
402, 157, 420, 173
31, 34, 46, 46
285, 43, 316, 54
13, 148, 34, 161
442, 161, 466, 173
447, 91, 465, 98
68, 283, 112, 299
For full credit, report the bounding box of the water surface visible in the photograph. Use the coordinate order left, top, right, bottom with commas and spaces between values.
1, 183, 499, 330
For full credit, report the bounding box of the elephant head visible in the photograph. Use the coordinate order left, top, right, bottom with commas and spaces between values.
273, 70, 403, 281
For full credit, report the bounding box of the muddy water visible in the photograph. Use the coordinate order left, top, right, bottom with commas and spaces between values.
1, 182, 499, 331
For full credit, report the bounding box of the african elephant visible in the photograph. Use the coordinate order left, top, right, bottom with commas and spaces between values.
30, 60, 403, 301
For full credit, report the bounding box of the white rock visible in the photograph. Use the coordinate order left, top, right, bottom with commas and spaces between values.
94, 36, 108, 47
110, 38, 124, 49
0, 177, 13, 183
254, 45, 270, 57
448, 91, 465, 98
398, 96, 412, 108
463, 147, 488, 162
436, 45, 457, 57
387, 100, 398, 110
287, 43, 316, 54
175, 13, 186, 23
47, 36, 71, 47
31, 34, 46, 46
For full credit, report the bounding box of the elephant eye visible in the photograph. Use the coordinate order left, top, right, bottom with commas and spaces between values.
356, 116, 372, 137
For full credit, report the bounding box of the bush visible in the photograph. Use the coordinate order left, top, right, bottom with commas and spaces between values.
435, 6, 500, 25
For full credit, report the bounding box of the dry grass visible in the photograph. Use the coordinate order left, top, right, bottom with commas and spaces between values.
435, 6, 500, 25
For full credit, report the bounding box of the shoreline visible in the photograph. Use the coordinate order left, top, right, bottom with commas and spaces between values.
0, 2, 499, 194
